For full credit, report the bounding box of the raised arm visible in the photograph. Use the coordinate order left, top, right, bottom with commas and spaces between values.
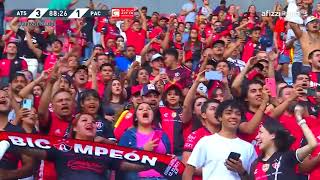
9, 17, 19, 33
223, 38, 244, 59
289, 23, 303, 40
38, 65, 59, 128
138, 9, 147, 31
25, 30, 43, 59
122, 19, 131, 32
19, 71, 47, 98
100, 33, 106, 49
181, 71, 205, 123
295, 106, 318, 162
90, 60, 98, 91
231, 57, 255, 97
269, 87, 301, 119
161, 30, 170, 50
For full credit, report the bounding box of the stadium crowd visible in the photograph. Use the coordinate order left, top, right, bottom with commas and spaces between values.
0, 0, 320, 179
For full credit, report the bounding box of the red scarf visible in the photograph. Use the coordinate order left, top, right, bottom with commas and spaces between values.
0, 132, 185, 179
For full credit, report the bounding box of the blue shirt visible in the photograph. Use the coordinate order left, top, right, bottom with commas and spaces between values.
182, 2, 196, 23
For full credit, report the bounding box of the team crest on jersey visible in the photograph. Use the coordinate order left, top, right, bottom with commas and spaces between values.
54, 129, 62, 136
96, 122, 103, 129
125, 112, 133, 119
272, 161, 280, 169
172, 112, 177, 118
262, 164, 270, 172
174, 72, 180, 77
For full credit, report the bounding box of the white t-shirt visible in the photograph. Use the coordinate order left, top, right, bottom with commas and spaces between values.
187, 133, 257, 180
286, 27, 306, 63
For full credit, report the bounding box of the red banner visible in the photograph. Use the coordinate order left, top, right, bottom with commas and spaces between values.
0, 132, 184, 179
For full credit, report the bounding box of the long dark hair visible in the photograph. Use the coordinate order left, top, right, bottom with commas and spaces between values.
103, 78, 125, 105
262, 119, 295, 152
132, 103, 154, 127
129, 68, 150, 86
79, 89, 104, 116
162, 86, 184, 107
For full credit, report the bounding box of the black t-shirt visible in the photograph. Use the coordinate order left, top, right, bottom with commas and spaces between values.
81, 17, 95, 43
47, 146, 120, 180
253, 151, 300, 180
96, 116, 115, 140
16, 29, 46, 58
0, 123, 24, 170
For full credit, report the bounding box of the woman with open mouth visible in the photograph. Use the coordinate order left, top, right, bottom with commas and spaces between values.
118, 102, 170, 180
7, 113, 147, 180
79, 89, 115, 144
251, 105, 317, 180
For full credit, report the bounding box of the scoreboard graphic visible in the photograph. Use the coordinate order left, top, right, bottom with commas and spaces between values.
10, 8, 108, 18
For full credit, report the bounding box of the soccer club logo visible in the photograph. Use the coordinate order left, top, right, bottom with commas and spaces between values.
272, 161, 280, 169
96, 121, 103, 129
262, 164, 270, 172
53, 140, 72, 152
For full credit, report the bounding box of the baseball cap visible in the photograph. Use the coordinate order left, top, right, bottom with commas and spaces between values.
212, 40, 225, 46
151, 53, 163, 62
131, 85, 143, 96
164, 82, 183, 93
304, 16, 318, 25
141, 84, 160, 96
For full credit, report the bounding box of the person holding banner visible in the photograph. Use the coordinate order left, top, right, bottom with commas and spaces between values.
251, 105, 317, 180
118, 102, 171, 180
0, 89, 36, 179
3, 113, 148, 180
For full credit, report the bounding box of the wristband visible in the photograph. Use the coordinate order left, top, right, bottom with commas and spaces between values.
298, 119, 307, 126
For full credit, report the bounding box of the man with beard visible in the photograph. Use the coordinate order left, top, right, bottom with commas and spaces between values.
289, 16, 320, 67
0, 42, 28, 84
10, 73, 28, 104
0, 89, 35, 179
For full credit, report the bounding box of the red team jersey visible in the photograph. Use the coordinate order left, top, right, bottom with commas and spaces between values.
38, 112, 73, 180
125, 28, 147, 55
183, 127, 212, 180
